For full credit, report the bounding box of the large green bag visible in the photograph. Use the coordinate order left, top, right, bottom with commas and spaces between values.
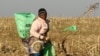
43, 41, 56, 56
14, 13, 36, 39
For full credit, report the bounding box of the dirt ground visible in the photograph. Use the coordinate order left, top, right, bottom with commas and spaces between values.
0, 17, 100, 56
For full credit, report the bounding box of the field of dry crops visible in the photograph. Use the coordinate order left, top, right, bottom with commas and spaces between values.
0, 17, 100, 56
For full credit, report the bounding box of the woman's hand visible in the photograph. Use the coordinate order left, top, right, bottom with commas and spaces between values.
45, 37, 50, 41
39, 35, 45, 40
39, 35, 50, 42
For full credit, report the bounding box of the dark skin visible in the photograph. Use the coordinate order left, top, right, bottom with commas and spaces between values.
39, 13, 47, 20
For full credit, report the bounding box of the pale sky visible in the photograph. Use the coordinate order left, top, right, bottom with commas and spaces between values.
0, 0, 100, 17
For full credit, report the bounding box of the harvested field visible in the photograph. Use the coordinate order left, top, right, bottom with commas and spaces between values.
0, 17, 100, 56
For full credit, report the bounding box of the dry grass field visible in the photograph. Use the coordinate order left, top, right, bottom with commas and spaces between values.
0, 17, 100, 56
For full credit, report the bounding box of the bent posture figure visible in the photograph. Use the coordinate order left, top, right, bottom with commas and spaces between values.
29, 8, 49, 56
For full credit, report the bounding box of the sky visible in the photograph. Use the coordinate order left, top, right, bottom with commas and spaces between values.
0, 0, 100, 17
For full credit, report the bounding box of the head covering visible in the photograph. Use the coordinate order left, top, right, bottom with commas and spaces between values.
38, 8, 47, 16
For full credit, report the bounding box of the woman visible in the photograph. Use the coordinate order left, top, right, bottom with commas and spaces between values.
29, 8, 50, 56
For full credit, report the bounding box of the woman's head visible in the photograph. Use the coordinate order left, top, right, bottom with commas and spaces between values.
38, 8, 47, 20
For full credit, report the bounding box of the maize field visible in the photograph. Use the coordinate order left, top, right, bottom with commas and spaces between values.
0, 17, 100, 56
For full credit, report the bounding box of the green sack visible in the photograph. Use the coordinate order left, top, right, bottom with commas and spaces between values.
43, 41, 55, 56
14, 13, 36, 39
63, 25, 77, 32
